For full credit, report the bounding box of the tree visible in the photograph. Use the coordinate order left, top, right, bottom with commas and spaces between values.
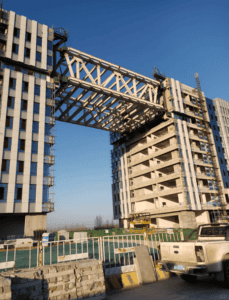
94, 215, 103, 228
105, 219, 110, 226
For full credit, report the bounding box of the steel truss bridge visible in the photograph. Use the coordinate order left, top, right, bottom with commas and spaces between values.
52, 43, 165, 133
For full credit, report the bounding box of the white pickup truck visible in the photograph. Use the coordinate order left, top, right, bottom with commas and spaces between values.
158, 223, 229, 285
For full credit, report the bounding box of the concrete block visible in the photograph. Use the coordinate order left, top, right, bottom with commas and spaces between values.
58, 230, 69, 241
134, 245, 157, 284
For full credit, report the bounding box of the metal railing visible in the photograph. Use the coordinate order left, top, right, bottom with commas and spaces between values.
42, 202, 54, 213
0, 231, 183, 273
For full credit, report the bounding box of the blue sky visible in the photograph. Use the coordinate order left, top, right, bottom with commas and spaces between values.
7, 0, 229, 228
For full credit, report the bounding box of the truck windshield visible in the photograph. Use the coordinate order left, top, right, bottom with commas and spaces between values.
200, 227, 227, 237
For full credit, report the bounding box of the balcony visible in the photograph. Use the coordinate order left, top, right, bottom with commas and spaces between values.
45, 116, 55, 125
45, 135, 55, 144
0, 49, 5, 57
42, 202, 54, 213
44, 155, 55, 164
0, 32, 7, 41
46, 99, 55, 106
43, 176, 54, 186
47, 82, 55, 89
0, 17, 8, 25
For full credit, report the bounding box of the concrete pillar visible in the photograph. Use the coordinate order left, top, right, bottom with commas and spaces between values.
179, 211, 197, 229
170, 137, 177, 145
123, 219, 128, 229
195, 211, 210, 225
24, 214, 47, 237
178, 193, 184, 205
172, 150, 179, 159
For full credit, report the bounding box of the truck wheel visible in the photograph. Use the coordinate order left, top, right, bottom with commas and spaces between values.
180, 274, 197, 283
223, 260, 229, 287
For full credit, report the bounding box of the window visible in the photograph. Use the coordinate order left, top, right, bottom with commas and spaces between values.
15, 184, 22, 202
24, 48, 30, 58
20, 119, 26, 131
29, 184, 36, 203
213, 125, 216, 130
223, 170, 226, 176
211, 114, 214, 120
34, 85, 40, 96
12, 43, 19, 54
37, 36, 42, 46
47, 56, 52, 66
9, 78, 16, 89
162, 202, 166, 207
14, 27, 20, 38
21, 100, 27, 111
32, 141, 38, 154
22, 81, 29, 92
209, 104, 212, 110
43, 164, 50, 176
47, 40, 52, 51
19, 139, 25, 152
45, 123, 51, 135
46, 88, 52, 99
220, 137, 222, 142
33, 102, 40, 114
213, 106, 215, 111
36, 52, 41, 62
33, 121, 39, 133
25, 32, 31, 42
215, 116, 218, 121
44, 143, 51, 156
5, 116, 13, 129
218, 147, 221, 153
222, 147, 225, 153
3, 137, 11, 150
43, 186, 49, 203
30, 162, 37, 175
17, 161, 24, 174
7, 96, 14, 108
0, 184, 7, 201
217, 126, 220, 131
45, 105, 52, 117
1, 159, 9, 173
215, 136, 218, 141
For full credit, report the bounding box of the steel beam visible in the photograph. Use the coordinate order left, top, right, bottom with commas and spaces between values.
54, 47, 164, 133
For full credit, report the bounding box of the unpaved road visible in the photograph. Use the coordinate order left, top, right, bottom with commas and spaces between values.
106, 275, 229, 300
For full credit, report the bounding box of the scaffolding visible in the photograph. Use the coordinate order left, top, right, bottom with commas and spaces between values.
195, 73, 227, 221
43, 80, 56, 213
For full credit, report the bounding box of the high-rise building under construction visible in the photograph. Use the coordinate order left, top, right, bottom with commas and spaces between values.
111, 78, 229, 229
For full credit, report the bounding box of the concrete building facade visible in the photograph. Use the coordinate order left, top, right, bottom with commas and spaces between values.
206, 97, 229, 189
111, 78, 229, 228
0, 9, 55, 237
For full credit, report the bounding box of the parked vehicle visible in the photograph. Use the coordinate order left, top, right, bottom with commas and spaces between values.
158, 223, 229, 286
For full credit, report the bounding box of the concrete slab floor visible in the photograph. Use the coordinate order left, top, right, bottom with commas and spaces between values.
106, 275, 229, 300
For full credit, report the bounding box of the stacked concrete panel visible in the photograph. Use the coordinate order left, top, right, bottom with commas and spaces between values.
0, 259, 106, 300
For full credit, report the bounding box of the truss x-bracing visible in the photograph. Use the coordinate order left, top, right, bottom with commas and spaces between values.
54, 47, 164, 133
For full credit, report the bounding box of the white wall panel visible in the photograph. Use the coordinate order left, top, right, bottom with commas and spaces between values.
5, 11, 15, 59
6, 72, 22, 213
21, 75, 34, 213
30, 20, 37, 66
41, 24, 48, 70
17, 15, 26, 62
